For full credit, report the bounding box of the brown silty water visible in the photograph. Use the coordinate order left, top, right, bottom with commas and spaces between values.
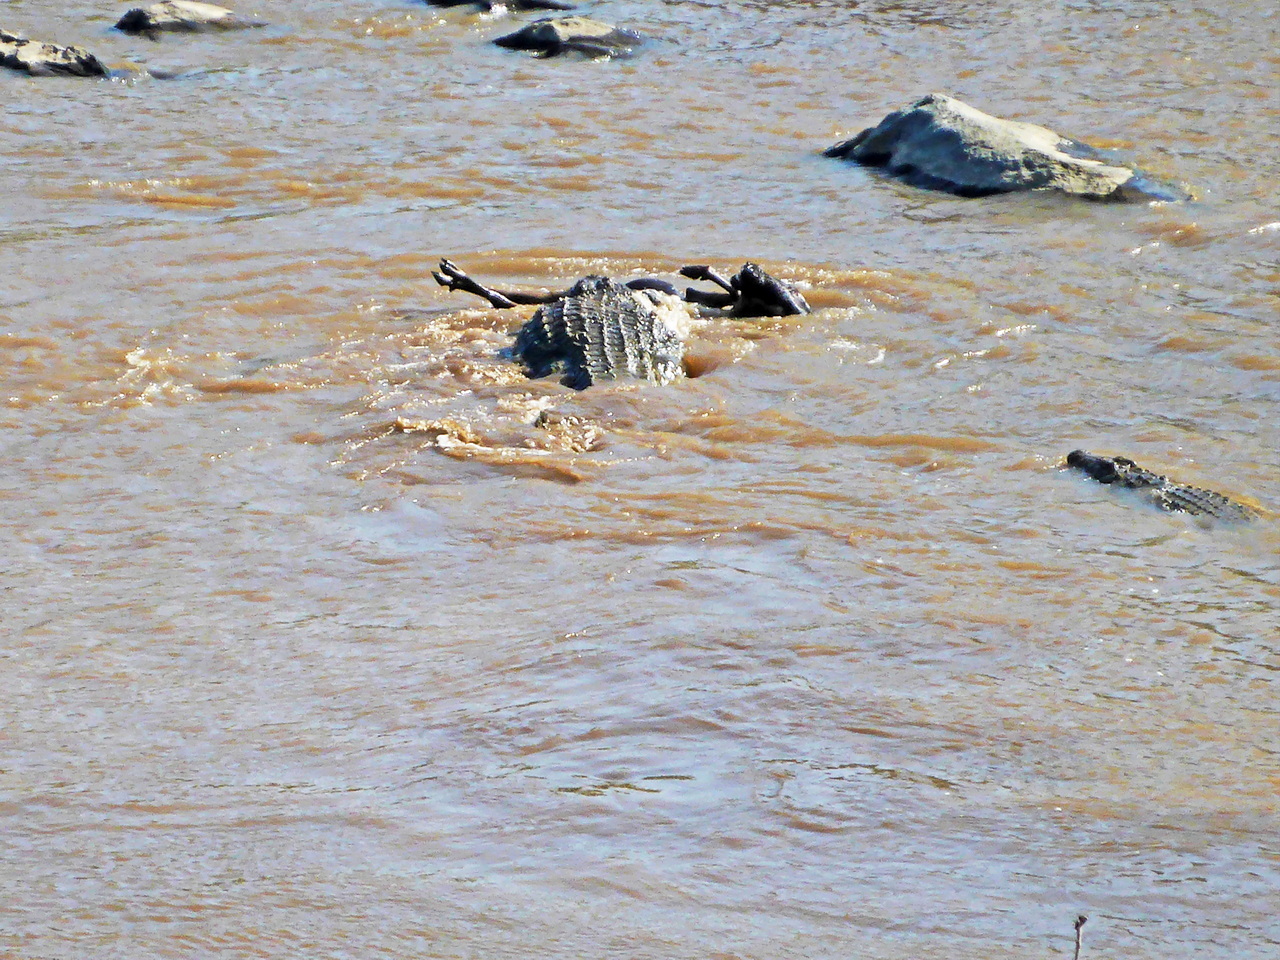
2, 1, 1278, 958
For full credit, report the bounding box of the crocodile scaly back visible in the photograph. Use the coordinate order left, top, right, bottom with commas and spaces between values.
1143, 477, 1255, 523
514, 277, 685, 389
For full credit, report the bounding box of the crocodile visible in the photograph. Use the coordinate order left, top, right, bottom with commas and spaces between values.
513, 275, 688, 389
1066, 450, 1255, 523
432, 259, 809, 389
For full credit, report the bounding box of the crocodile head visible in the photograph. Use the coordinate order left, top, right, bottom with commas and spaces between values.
1066, 450, 1150, 487
1068, 450, 1121, 483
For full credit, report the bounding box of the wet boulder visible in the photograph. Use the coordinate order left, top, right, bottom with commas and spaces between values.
493, 16, 642, 58
427, 0, 575, 11
824, 93, 1166, 200
0, 29, 106, 76
115, 1, 265, 35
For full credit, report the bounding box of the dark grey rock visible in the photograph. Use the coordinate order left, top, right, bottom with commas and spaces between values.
0, 29, 106, 76
514, 277, 686, 389
427, 0, 575, 12
825, 93, 1175, 200
115, 1, 266, 35
1066, 450, 1255, 522
493, 16, 642, 58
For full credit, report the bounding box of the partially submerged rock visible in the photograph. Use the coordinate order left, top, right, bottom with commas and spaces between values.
825, 93, 1172, 200
493, 16, 641, 58
427, 0, 575, 11
0, 29, 106, 76
1066, 450, 1255, 522
115, 1, 265, 35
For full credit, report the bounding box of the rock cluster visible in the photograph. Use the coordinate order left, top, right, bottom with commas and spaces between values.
2, 2, 265, 77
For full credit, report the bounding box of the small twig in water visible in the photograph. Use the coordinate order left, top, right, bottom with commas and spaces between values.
1073, 915, 1087, 960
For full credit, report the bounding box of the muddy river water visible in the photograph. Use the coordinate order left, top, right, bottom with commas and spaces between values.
2, 1, 1278, 957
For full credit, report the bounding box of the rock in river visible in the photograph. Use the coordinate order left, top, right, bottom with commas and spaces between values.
0, 29, 106, 76
824, 93, 1175, 200
115, 1, 265, 34
493, 16, 642, 58
426, 0, 575, 11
